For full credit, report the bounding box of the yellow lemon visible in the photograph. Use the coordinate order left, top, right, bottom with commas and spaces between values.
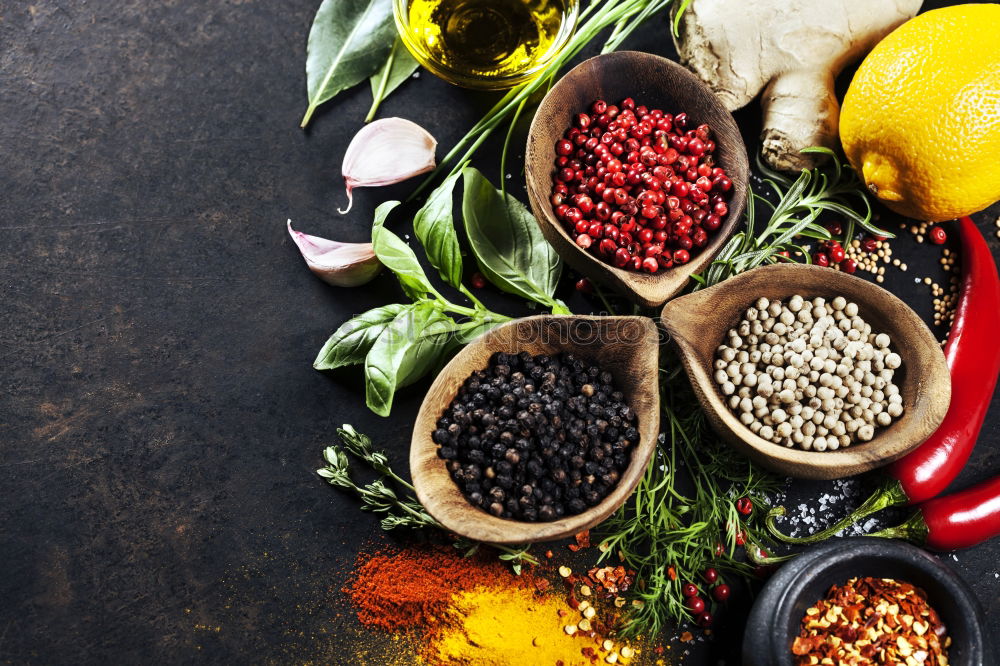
840, 4, 1000, 222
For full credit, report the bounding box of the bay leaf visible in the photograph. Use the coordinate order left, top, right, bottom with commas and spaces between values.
301, 0, 396, 128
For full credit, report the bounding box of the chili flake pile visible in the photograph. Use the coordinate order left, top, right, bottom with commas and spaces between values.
792, 577, 950, 666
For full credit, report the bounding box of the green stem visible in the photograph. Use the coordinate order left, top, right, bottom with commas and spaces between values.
495, 544, 539, 565
500, 96, 529, 199
458, 284, 486, 310
866, 511, 929, 544
366, 40, 398, 122
394, 499, 439, 525
766, 478, 908, 544
745, 541, 795, 566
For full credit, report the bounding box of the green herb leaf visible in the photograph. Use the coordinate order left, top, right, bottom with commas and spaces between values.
301, 0, 396, 128
455, 317, 504, 345
397, 309, 460, 388
461, 167, 563, 308
364, 302, 454, 416
366, 36, 420, 122
371, 201, 436, 300
313, 303, 411, 370
413, 171, 463, 289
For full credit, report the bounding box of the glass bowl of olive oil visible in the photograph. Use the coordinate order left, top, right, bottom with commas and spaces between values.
393, 0, 579, 90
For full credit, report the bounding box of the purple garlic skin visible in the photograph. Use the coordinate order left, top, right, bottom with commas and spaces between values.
287, 220, 382, 287
339, 117, 436, 213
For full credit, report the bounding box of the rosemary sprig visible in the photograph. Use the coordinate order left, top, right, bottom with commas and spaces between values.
317, 425, 538, 572
696, 147, 891, 288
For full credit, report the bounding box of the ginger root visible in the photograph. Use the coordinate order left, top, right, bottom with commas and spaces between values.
673, 0, 921, 171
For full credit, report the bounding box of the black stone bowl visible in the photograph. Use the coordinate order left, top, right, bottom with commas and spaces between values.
743, 538, 988, 665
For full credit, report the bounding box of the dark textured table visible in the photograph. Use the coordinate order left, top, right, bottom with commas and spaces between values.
2, 1, 998, 663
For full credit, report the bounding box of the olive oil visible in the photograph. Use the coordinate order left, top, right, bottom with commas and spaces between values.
404, 0, 574, 87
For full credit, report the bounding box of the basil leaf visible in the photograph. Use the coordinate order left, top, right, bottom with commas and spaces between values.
313, 303, 411, 370
364, 302, 454, 416
366, 36, 420, 122
397, 309, 459, 387
413, 171, 463, 289
461, 167, 563, 306
301, 0, 396, 128
371, 201, 435, 300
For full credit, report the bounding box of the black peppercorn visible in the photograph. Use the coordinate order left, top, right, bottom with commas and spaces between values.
433, 351, 638, 523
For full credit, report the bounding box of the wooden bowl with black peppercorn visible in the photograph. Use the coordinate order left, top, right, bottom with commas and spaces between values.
410, 315, 660, 544
525, 51, 749, 308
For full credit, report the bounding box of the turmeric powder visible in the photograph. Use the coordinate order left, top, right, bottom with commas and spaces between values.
424, 585, 640, 666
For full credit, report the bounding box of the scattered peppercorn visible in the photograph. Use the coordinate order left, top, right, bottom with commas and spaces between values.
470, 272, 486, 289
550, 97, 732, 274
736, 497, 753, 515
929, 225, 947, 245
434, 351, 639, 521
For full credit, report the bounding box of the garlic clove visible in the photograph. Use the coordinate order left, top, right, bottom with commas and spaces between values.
338, 117, 437, 214
287, 220, 383, 287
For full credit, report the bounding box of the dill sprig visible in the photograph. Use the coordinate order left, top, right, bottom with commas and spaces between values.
599, 365, 783, 636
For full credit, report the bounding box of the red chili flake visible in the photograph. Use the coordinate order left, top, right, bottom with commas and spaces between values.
568, 544, 581, 552
534, 578, 551, 592
679, 631, 694, 643
575, 530, 591, 548
792, 577, 951, 665
667, 566, 677, 581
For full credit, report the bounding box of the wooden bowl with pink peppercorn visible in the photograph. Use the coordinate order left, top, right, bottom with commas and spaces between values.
525, 50, 749, 308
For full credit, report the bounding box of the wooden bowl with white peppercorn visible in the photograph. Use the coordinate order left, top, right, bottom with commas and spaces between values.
661, 263, 951, 479
410, 315, 660, 544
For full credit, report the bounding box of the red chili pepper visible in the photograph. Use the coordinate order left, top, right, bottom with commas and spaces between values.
870, 476, 1000, 551
888, 218, 1000, 502
768, 217, 1000, 544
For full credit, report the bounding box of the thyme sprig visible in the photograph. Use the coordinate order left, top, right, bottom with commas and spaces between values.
317, 425, 538, 572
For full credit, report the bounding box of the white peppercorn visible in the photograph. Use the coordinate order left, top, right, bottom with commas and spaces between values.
714, 295, 905, 452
